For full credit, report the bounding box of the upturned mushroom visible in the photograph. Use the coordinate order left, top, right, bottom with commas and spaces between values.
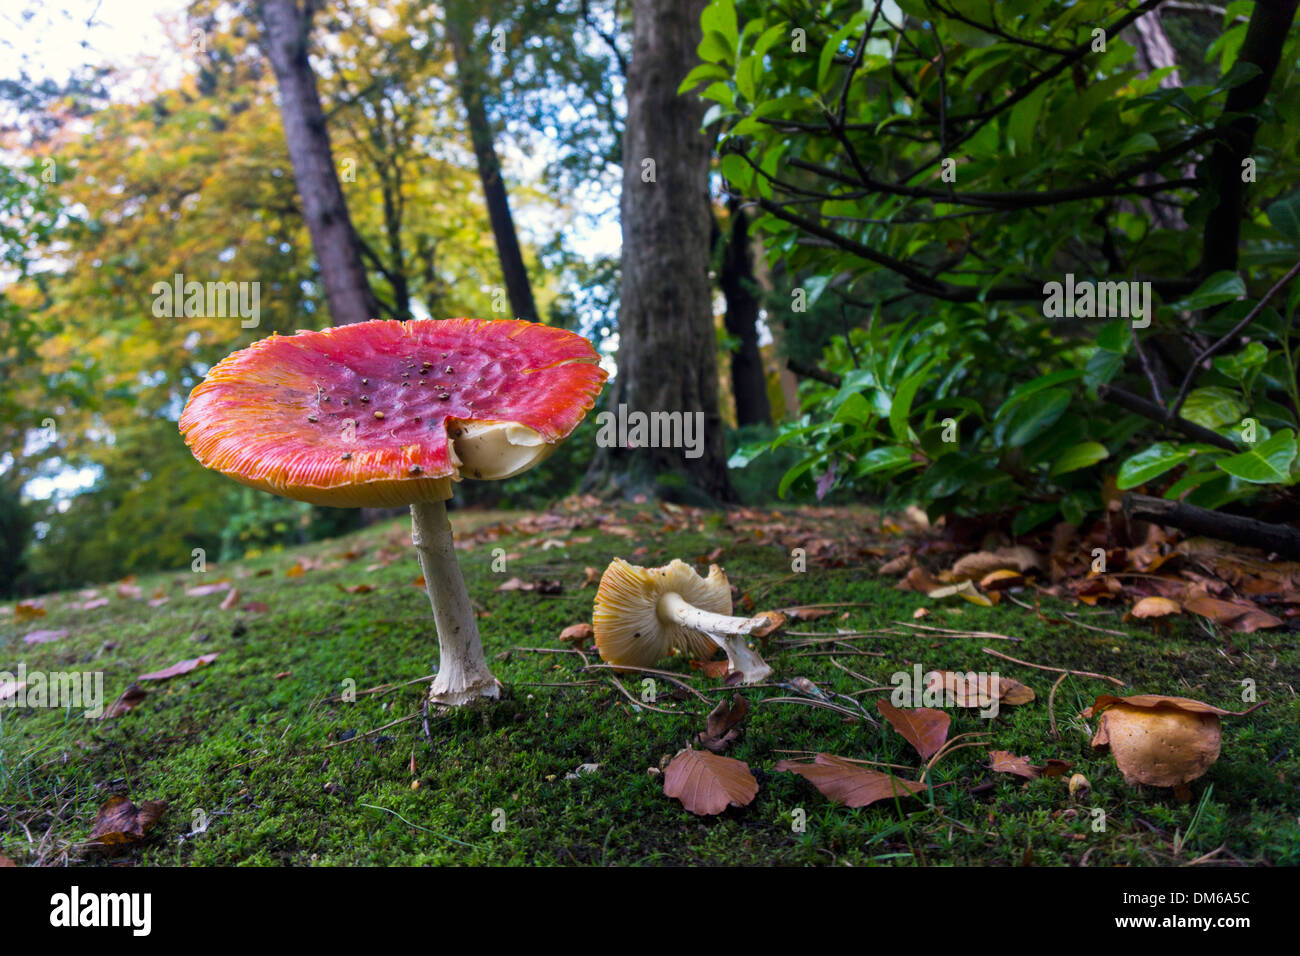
180, 318, 606, 706
593, 558, 774, 684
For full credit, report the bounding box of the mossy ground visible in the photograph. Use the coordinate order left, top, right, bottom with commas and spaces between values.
2, 502, 1297, 866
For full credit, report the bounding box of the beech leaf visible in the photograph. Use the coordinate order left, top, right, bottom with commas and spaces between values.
876, 699, 950, 760
775, 753, 928, 807
663, 749, 758, 815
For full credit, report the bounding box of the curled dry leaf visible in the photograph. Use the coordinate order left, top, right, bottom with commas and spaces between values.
219, 587, 243, 609
1181, 595, 1282, 633
662, 749, 758, 815
138, 653, 219, 682
898, 566, 943, 593
337, 584, 373, 595
988, 750, 1072, 780
876, 699, 950, 761
99, 683, 148, 719
927, 671, 1035, 707
689, 658, 731, 679
951, 546, 1041, 580
1082, 694, 1263, 789
750, 610, 787, 638
775, 753, 928, 808
927, 578, 994, 607
698, 694, 750, 753
783, 606, 835, 622
980, 569, 1024, 591
88, 795, 168, 847
878, 551, 914, 576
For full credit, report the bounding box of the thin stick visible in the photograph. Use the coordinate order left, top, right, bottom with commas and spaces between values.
1048, 672, 1068, 740
895, 621, 1022, 641
583, 663, 711, 702
829, 656, 876, 685
324, 713, 419, 749
761, 696, 865, 720
981, 646, 1126, 687
605, 677, 695, 716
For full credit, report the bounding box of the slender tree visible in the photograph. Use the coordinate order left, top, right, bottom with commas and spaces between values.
719, 199, 771, 426
444, 0, 538, 322
258, 0, 379, 325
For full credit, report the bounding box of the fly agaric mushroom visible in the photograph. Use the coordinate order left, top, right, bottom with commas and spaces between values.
180, 318, 606, 706
593, 558, 774, 684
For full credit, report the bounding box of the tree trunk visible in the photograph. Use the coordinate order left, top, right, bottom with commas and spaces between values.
720, 199, 771, 427
586, 0, 733, 503
259, 0, 379, 326
1198, 0, 1299, 277
446, 4, 538, 323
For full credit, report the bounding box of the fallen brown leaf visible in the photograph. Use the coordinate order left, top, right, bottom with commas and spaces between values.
99, 683, 148, 719
689, 658, 731, 679
138, 653, 219, 682
876, 699, 950, 761
698, 694, 750, 753
663, 749, 758, 815
1182, 595, 1282, 633
775, 753, 928, 807
88, 795, 168, 847
988, 750, 1073, 780
927, 671, 1036, 707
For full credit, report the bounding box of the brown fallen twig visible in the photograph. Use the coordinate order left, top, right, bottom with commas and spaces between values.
1048, 672, 1068, 740
981, 646, 1126, 687
895, 621, 1022, 641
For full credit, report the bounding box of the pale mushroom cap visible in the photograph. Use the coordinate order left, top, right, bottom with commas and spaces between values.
593, 558, 733, 667
1092, 704, 1222, 788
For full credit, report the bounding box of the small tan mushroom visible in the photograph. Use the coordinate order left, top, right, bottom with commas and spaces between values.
593, 559, 774, 684
1083, 694, 1260, 789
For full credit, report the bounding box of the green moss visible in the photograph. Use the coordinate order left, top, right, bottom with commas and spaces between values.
2, 504, 1297, 866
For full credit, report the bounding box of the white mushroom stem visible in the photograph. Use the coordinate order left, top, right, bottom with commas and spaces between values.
657, 591, 774, 684
410, 499, 501, 706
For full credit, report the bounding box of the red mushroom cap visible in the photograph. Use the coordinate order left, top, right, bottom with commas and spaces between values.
179, 318, 607, 507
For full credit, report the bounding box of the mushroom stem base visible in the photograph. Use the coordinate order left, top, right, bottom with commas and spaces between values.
410, 500, 501, 706
657, 592, 774, 685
